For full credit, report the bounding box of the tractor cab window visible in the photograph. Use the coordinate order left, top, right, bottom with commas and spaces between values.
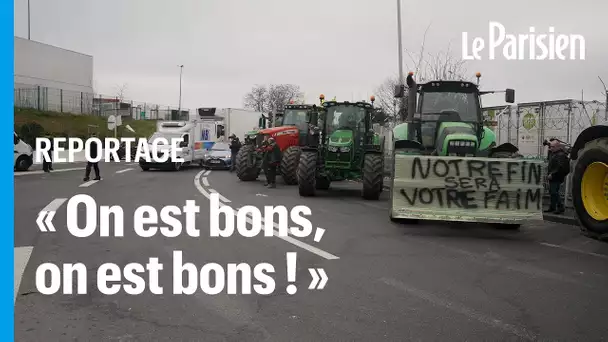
282, 109, 308, 130
420, 92, 480, 122
326, 105, 366, 136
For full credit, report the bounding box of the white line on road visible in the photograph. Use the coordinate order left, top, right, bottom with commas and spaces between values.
194, 171, 339, 260
14, 246, 33, 304
208, 189, 231, 203
79, 180, 100, 187
14, 167, 85, 176
116, 168, 134, 174
540, 242, 608, 260
380, 277, 536, 341
42, 198, 68, 212
202, 177, 210, 187
204, 170, 211, 176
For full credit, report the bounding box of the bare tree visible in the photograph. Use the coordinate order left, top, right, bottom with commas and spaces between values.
243, 85, 268, 112
114, 83, 129, 102
374, 26, 470, 123
243, 84, 304, 123
266, 84, 303, 114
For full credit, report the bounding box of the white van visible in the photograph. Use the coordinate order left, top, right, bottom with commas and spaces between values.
14, 132, 33, 171
139, 121, 207, 171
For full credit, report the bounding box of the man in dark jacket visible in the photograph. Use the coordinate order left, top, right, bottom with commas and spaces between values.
83, 133, 101, 181
264, 137, 281, 188
546, 140, 569, 214
42, 134, 54, 172
228, 134, 241, 172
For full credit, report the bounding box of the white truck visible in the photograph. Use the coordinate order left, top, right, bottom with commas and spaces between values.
139, 120, 209, 171
14, 132, 33, 171
191, 107, 264, 148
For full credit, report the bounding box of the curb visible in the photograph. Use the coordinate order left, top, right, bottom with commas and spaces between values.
542, 213, 578, 226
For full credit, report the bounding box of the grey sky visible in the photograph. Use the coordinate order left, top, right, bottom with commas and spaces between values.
13, 0, 608, 109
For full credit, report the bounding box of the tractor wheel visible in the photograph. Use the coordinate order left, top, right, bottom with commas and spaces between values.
571, 137, 608, 241
362, 153, 384, 200
281, 146, 301, 185
298, 151, 317, 196
236, 145, 259, 181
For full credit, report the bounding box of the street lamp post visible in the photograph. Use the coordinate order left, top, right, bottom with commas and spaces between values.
177, 65, 184, 118
396, 0, 406, 121
27, 0, 31, 40
396, 0, 404, 84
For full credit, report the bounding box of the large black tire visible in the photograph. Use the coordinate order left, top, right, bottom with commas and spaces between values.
298, 151, 317, 196
571, 137, 608, 240
281, 146, 301, 185
14, 155, 32, 171
236, 145, 259, 181
362, 153, 384, 200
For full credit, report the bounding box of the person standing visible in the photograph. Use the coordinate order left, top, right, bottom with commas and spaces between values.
83, 133, 101, 181
228, 133, 241, 172
546, 140, 569, 214
264, 137, 281, 188
42, 134, 53, 172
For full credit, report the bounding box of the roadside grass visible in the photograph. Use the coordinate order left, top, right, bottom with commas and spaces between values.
14, 107, 157, 141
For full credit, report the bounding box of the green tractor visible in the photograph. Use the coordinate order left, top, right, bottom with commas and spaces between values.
297, 95, 385, 199
388, 72, 545, 227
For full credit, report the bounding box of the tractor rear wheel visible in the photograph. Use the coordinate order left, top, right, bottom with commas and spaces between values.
281, 146, 301, 185
362, 153, 384, 200
572, 137, 608, 241
298, 151, 317, 196
236, 145, 259, 181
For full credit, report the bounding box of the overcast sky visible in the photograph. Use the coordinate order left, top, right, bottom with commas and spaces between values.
13, 0, 608, 110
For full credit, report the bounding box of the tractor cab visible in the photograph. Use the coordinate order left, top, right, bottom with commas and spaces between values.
402, 73, 515, 157
321, 100, 375, 169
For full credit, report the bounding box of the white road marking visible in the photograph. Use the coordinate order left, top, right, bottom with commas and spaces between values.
14, 167, 85, 176
204, 170, 211, 176
194, 171, 339, 260
540, 242, 608, 260
202, 177, 210, 187
14, 246, 33, 304
380, 277, 536, 341
79, 180, 100, 187
208, 189, 231, 203
42, 198, 68, 212
116, 168, 134, 174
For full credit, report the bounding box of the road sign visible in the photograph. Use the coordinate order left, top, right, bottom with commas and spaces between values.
107, 115, 116, 130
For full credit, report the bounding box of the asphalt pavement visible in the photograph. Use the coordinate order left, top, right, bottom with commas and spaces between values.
14, 163, 608, 341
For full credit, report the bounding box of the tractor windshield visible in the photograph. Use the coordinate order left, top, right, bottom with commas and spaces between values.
282, 109, 308, 126
419, 92, 480, 122
325, 105, 366, 136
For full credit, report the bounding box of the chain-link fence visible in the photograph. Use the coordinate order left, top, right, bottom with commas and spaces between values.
14, 84, 190, 120
377, 99, 608, 208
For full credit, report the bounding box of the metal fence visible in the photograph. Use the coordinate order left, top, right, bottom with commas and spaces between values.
378, 99, 608, 208
14, 84, 190, 121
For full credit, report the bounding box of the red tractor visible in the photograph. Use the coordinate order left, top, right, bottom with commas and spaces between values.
235, 97, 325, 184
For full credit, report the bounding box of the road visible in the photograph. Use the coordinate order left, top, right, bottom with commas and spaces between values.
14, 162, 608, 341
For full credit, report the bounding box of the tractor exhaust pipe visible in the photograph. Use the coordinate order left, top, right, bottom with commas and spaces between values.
406, 72, 417, 122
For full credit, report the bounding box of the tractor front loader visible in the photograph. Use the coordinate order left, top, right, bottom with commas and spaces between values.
297, 94, 385, 199
569, 125, 608, 241
388, 72, 544, 229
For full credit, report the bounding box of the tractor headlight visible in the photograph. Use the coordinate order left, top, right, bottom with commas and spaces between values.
341, 146, 350, 152
328, 146, 338, 152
